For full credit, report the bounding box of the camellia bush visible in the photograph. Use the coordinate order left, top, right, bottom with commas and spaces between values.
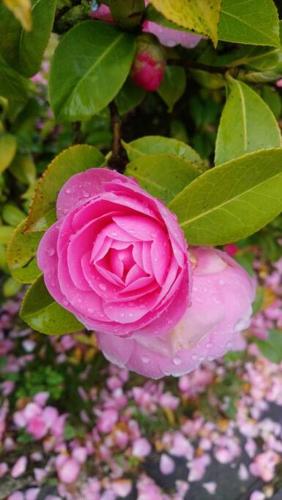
1, 0, 282, 377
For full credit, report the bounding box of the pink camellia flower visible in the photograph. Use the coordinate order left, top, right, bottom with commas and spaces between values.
131, 34, 166, 91
90, 2, 202, 49
38, 168, 189, 337
97, 247, 255, 378
142, 20, 202, 49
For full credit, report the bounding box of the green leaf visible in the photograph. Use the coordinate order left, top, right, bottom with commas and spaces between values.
0, 225, 14, 244
0, 56, 30, 119
2, 0, 32, 31
24, 145, 104, 232
0, 0, 56, 77
9, 153, 36, 185
215, 78, 281, 165
149, 0, 221, 45
49, 21, 136, 121
261, 86, 281, 119
21, 275, 83, 334
255, 329, 282, 363
169, 148, 282, 245
218, 0, 280, 47
0, 133, 17, 173
115, 78, 145, 115
2, 204, 25, 227
7, 219, 42, 283
3, 276, 22, 297
123, 135, 202, 164
125, 154, 200, 203
158, 66, 186, 112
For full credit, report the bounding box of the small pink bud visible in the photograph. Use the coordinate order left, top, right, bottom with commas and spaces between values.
131, 34, 166, 92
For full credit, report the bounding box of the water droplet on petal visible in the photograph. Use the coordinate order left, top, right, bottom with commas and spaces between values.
99, 284, 107, 291
142, 356, 150, 364
173, 357, 181, 366
65, 189, 71, 194
47, 248, 55, 257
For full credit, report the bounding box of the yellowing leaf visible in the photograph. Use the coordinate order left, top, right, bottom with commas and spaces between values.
0, 134, 17, 173
150, 0, 221, 45
3, 0, 32, 31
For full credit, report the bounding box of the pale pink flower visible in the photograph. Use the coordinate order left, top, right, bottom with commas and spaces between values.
98, 247, 255, 378
142, 20, 202, 49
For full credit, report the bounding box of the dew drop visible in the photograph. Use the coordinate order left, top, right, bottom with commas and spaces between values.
65, 188, 72, 194
142, 356, 150, 364
47, 248, 55, 257
99, 284, 107, 291
173, 357, 182, 366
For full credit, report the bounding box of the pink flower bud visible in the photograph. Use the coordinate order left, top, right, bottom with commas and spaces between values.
131, 35, 166, 92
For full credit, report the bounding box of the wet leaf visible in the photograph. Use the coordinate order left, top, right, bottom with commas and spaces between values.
169, 148, 282, 245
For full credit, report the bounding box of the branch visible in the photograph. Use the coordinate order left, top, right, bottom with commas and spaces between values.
167, 58, 238, 76
109, 102, 126, 173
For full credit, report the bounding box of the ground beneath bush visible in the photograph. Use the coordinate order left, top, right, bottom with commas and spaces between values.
0, 255, 281, 500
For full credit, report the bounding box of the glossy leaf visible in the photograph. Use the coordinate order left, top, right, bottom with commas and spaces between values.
215, 79, 281, 165
150, 0, 221, 45
0, 134, 17, 173
0, 0, 56, 77
125, 154, 200, 203
49, 21, 136, 121
0, 57, 30, 119
3, 0, 31, 31
158, 66, 186, 112
123, 135, 202, 164
21, 275, 83, 334
169, 148, 282, 245
255, 329, 282, 363
115, 78, 145, 115
218, 0, 280, 47
24, 145, 104, 232
7, 219, 42, 283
